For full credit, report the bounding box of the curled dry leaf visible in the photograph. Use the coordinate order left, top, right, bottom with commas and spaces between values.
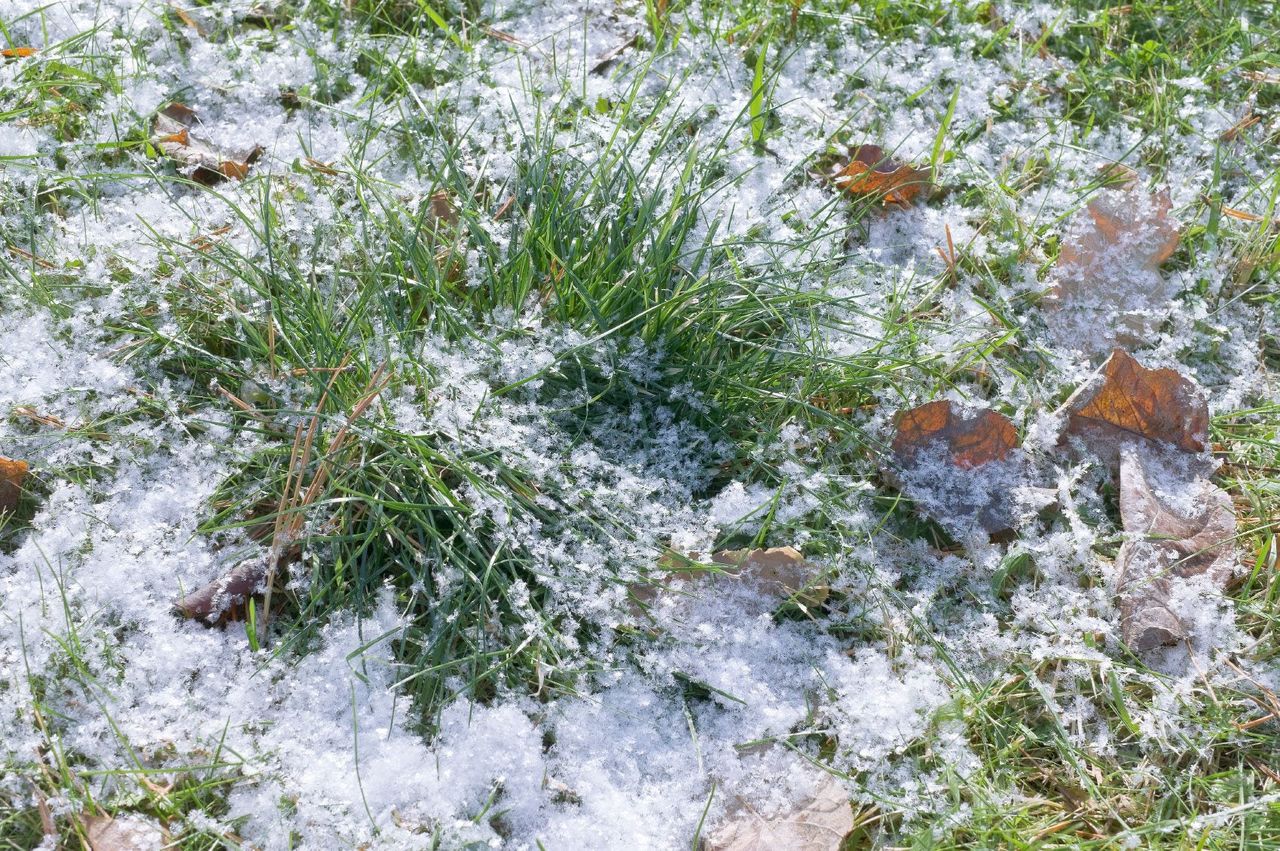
1115, 448, 1236, 650
705, 774, 854, 851
174, 559, 267, 624
830, 145, 931, 206
169, 4, 207, 36
84, 813, 168, 851
591, 33, 638, 74
889, 400, 1023, 535
0, 456, 28, 513
152, 103, 263, 185
1045, 181, 1181, 351
1058, 348, 1208, 468
176, 501, 302, 624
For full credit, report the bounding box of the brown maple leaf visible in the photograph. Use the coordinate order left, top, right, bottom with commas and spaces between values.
1046, 180, 1181, 351
830, 145, 932, 206
889, 401, 1023, 535
1058, 348, 1208, 467
892, 400, 1018, 468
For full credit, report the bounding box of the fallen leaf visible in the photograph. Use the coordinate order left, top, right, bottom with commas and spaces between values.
706, 774, 854, 851
428, 189, 459, 234
169, 4, 207, 36
1, 46, 38, 58
0, 456, 28, 514
152, 103, 263, 185
84, 813, 168, 850
891, 400, 1019, 469
1114, 448, 1236, 650
711, 546, 828, 606
1058, 348, 1209, 467
889, 401, 1023, 535
1057, 182, 1178, 274
830, 145, 931, 206
629, 546, 825, 619
174, 559, 266, 623
591, 34, 638, 75
1046, 181, 1181, 351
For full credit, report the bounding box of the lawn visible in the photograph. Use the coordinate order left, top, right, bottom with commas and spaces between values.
1, 0, 1279, 847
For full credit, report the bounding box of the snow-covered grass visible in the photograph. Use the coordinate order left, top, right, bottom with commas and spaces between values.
2, 0, 1279, 847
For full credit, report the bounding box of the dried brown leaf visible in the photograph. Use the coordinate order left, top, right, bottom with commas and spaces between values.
1058, 184, 1179, 273
629, 547, 825, 619
1059, 348, 1208, 467
1115, 449, 1236, 650
591, 34, 638, 74
1046, 182, 1181, 350
169, 4, 207, 36
428, 189, 459, 233
888, 401, 1022, 535
711, 546, 828, 606
0, 456, 28, 514
705, 775, 854, 851
84, 813, 168, 851
152, 103, 262, 185
831, 145, 931, 206
174, 559, 266, 624
891, 400, 1018, 469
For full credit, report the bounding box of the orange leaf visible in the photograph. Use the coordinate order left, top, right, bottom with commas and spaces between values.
831, 145, 932, 206
889, 401, 1023, 535
891, 400, 1018, 469
218, 160, 252, 180
0, 456, 28, 514
1059, 348, 1208, 465
1, 46, 37, 58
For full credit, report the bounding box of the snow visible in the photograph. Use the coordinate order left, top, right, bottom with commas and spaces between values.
1, 0, 1277, 846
